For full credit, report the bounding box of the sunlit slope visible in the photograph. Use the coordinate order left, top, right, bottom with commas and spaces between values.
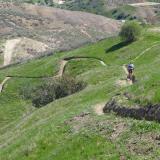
0, 29, 160, 159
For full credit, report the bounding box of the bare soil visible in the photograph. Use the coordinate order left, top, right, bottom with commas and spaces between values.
4, 39, 21, 66
3, 37, 49, 66
129, 2, 160, 7
94, 102, 106, 116
0, 2, 121, 64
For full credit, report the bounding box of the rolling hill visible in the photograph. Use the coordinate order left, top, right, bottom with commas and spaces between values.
0, 25, 160, 159
7, 0, 160, 24
0, 2, 121, 65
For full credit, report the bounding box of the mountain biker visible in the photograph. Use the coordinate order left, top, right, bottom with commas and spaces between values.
127, 63, 134, 80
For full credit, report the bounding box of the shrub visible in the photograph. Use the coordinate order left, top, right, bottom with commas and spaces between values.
20, 76, 86, 108
119, 21, 141, 43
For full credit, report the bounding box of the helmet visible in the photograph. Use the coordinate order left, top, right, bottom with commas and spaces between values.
128, 64, 134, 69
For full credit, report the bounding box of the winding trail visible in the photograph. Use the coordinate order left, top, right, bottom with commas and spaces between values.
1, 42, 160, 148
0, 56, 106, 93
116, 65, 133, 87
131, 41, 160, 62
54, 60, 68, 78
95, 41, 160, 115
117, 42, 160, 87
0, 56, 107, 148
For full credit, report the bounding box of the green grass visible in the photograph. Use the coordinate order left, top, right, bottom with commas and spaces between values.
0, 28, 160, 159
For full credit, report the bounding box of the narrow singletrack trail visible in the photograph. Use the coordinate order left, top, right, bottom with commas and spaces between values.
119, 42, 160, 86
0, 56, 107, 148
131, 42, 160, 62
54, 60, 68, 78
95, 42, 160, 115
0, 56, 106, 93
116, 65, 133, 87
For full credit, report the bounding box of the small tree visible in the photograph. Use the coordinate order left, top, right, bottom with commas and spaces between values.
119, 21, 141, 43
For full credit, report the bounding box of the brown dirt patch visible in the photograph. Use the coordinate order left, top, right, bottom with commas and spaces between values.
65, 112, 91, 133
111, 122, 127, 140
0, 2, 121, 64
127, 133, 160, 155
116, 79, 132, 87
149, 27, 160, 32
94, 102, 106, 115
3, 37, 49, 66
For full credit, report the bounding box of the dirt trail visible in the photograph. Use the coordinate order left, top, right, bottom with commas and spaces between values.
129, 2, 160, 7
117, 42, 160, 87
132, 42, 160, 62
95, 42, 160, 115
94, 102, 106, 115
81, 29, 92, 39
4, 39, 21, 66
54, 60, 67, 78
149, 27, 160, 32
116, 65, 133, 87
1, 42, 159, 94
0, 77, 11, 93
54, 57, 106, 78
100, 60, 107, 66
0, 56, 106, 93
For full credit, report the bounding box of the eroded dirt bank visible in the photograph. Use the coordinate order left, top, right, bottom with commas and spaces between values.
103, 99, 160, 122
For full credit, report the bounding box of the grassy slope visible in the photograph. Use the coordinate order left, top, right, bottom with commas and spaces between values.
0, 29, 160, 159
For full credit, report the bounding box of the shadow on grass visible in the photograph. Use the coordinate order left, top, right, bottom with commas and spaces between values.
106, 41, 131, 53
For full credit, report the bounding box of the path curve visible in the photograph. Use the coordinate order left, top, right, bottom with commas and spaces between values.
117, 42, 160, 87
0, 77, 11, 93
59, 56, 107, 77
0, 56, 106, 93
95, 42, 160, 115
131, 41, 160, 62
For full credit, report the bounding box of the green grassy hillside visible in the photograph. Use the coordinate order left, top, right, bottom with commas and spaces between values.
0, 28, 160, 159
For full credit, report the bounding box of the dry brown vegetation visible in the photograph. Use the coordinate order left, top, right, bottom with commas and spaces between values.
0, 2, 121, 65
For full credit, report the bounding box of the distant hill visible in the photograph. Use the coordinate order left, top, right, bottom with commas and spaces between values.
54, 0, 159, 23
0, 2, 121, 65
5, 0, 159, 23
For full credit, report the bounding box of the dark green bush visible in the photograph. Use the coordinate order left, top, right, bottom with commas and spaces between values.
119, 21, 142, 43
20, 76, 86, 108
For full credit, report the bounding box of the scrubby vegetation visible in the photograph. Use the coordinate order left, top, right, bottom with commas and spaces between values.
21, 76, 86, 107
120, 21, 142, 42
108, 5, 137, 20
3, 0, 159, 23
